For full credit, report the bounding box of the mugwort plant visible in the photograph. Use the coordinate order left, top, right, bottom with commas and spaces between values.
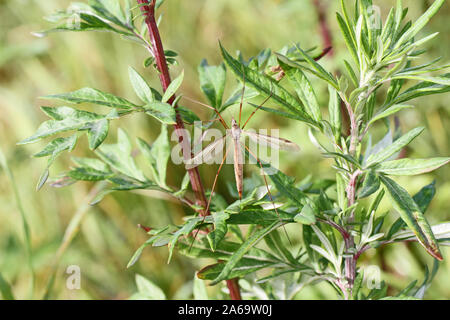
19, 0, 450, 300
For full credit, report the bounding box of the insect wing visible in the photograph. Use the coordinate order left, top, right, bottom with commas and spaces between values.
242, 130, 300, 152
185, 135, 226, 169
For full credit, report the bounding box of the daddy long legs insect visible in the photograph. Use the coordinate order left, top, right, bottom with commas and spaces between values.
183, 82, 300, 245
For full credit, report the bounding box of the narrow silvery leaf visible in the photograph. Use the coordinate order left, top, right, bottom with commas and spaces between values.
368, 105, 413, 126
162, 70, 184, 103
198, 60, 226, 109
336, 13, 359, 65
328, 85, 341, 142
376, 158, 450, 176
128, 66, 154, 103
391, 75, 450, 86
380, 175, 442, 260
395, 0, 445, 48
393, 73, 450, 104
359, 170, 380, 198
366, 127, 424, 166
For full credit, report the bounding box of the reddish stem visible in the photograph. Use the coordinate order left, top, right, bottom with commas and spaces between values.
226, 278, 242, 300
136, 0, 207, 210
313, 0, 334, 56
136, 0, 241, 300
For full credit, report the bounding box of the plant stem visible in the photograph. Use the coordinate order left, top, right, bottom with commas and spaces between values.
226, 278, 242, 300
136, 0, 241, 300
339, 92, 362, 297
136, 0, 208, 210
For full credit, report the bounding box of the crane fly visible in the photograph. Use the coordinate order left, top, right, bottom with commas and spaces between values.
183, 81, 300, 245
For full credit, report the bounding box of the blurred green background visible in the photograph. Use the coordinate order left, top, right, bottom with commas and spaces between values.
0, 0, 449, 300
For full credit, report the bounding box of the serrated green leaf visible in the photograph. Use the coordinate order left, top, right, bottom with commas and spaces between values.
71, 156, 109, 171
33, 135, 77, 158
198, 259, 275, 281
128, 66, 154, 103
193, 276, 209, 300
67, 167, 114, 181
18, 107, 105, 144
280, 60, 321, 122
210, 221, 283, 285
179, 238, 281, 264
167, 218, 199, 263
33, 135, 78, 190
162, 70, 184, 103
87, 118, 109, 149
366, 127, 424, 166
221, 84, 259, 112
134, 274, 166, 300
198, 60, 226, 109
293, 44, 338, 88
43, 88, 137, 109
177, 106, 200, 124
380, 175, 442, 260
0, 272, 14, 300
294, 204, 316, 225
220, 44, 315, 125
96, 129, 146, 181
376, 158, 450, 176
137, 126, 170, 189
33, 12, 129, 37
206, 211, 229, 251
387, 181, 436, 239
144, 101, 176, 124
226, 208, 294, 225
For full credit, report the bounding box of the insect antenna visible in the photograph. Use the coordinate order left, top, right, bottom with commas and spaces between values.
243, 145, 292, 245
242, 91, 273, 130
189, 146, 231, 251
183, 96, 229, 129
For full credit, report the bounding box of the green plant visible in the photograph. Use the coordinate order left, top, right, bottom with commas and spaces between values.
19, 0, 450, 300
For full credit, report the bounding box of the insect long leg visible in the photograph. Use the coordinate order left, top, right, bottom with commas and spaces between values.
242, 91, 273, 130
243, 144, 292, 245
239, 70, 246, 127
183, 96, 229, 129
189, 146, 231, 250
